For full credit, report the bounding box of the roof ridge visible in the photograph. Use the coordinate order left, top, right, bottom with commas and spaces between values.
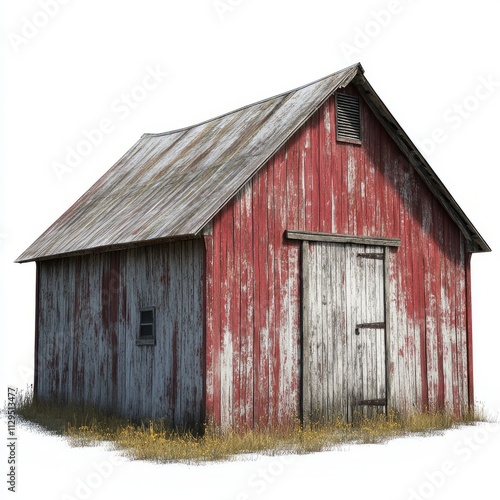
142, 63, 363, 138
16, 62, 489, 263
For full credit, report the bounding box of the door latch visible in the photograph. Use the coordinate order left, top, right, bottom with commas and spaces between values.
355, 322, 385, 336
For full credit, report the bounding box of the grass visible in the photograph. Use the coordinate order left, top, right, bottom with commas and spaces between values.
12, 389, 489, 464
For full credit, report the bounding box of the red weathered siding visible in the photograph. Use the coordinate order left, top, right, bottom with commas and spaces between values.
204, 84, 471, 428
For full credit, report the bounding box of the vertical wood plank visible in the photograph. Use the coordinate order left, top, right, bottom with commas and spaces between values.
384, 248, 392, 413
456, 236, 468, 415
301, 241, 311, 424
204, 232, 216, 425
35, 82, 476, 431
465, 252, 474, 411
241, 181, 254, 428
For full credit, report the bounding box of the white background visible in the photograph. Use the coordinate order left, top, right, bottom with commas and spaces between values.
1, 1, 499, 498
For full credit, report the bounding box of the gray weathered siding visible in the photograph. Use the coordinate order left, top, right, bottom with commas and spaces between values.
36, 240, 204, 426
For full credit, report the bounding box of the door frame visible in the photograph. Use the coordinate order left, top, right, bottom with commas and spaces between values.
286, 230, 400, 423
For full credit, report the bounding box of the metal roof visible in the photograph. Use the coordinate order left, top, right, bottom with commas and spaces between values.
16, 63, 489, 263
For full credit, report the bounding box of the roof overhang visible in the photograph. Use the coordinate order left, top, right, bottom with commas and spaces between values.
16, 233, 201, 263
15, 63, 490, 263
351, 70, 490, 253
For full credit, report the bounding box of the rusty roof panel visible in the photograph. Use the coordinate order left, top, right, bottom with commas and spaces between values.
16, 62, 489, 262
16, 65, 360, 262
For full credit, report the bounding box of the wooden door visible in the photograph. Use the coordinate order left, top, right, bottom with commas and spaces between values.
302, 241, 387, 423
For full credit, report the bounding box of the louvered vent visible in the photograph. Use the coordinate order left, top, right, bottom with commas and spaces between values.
335, 93, 361, 143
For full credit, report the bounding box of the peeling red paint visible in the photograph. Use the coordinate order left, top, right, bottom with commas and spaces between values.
35, 79, 477, 429
204, 83, 474, 427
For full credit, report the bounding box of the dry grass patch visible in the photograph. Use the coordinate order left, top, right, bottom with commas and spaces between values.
13, 390, 489, 464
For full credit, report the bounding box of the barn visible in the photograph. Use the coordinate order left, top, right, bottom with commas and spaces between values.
16, 63, 490, 430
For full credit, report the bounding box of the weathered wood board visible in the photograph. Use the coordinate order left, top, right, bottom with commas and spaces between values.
302, 242, 387, 422
36, 240, 204, 426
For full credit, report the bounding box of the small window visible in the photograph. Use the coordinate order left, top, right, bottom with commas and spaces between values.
137, 307, 156, 345
335, 93, 361, 144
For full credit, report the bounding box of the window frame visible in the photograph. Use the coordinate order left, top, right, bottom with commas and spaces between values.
137, 306, 156, 346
